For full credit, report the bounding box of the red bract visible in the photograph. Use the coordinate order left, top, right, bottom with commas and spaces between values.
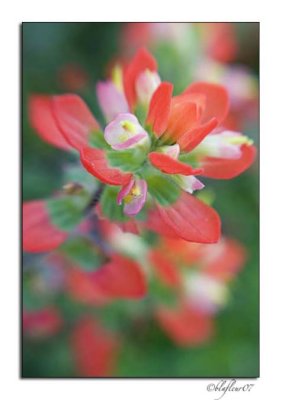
198, 238, 246, 282
156, 193, 221, 244
23, 201, 68, 253
200, 144, 257, 179
148, 249, 181, 288
156, 303, 214, 346
29, 96, 71, 150
23, 308, 62, 338
123, 47, 158, 109
67, 268, 109, 305
148, 81, 228, 150
91, 254, 147, 300
159, 236, 246, 281
148, 152, 203, 175
52, 94, 100, 151
80, 146, 132, 186
147, 79, 255, 180
146, 81, 173, 136
71, 317, 119, 377
29, 94, 132, 186
67, 254, 147, 303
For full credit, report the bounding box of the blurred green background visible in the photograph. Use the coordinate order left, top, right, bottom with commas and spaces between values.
22, 22, 259, 377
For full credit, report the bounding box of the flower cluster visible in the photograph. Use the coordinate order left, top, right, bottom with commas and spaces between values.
26, 48, 256, 249
23, 224, 246, 375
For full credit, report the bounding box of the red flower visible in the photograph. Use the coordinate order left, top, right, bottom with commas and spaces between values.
148, 249, 181, 288
157, 236, 246, 282
201, 23, 238, 63
23, 200, 68, 253
66, 254, 147, 304
23, 307, 62, 338
156, 303, 214, 346
71, 317, 119, 377
124, 47, 158, 109
147, 80, 256, 180
27, 48, 256, 245
29, 94, 130, 186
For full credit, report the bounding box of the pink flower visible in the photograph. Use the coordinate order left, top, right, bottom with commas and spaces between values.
104, 113, 149, 150
117, 178, 148, 216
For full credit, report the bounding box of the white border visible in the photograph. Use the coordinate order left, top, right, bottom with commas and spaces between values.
1, 1, 282, 399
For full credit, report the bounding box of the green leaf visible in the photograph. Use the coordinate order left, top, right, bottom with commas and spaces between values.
64, 164, 99, 191
47, 195, 89, 231
89, 130, 110, 150
100, 185, 129, 222
178, 152, 198, 167
134, 104, 147, 126
60, 237, 103, 270
143, 167, 181, 206
149, 277, 177, 306
107, 147, 147, 172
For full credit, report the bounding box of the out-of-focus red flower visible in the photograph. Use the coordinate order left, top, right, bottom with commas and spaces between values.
159, 236, 246, 282
120, 23, 152, 56
58, 64, 89, 92
71, 317, 119, 377
23, 200, 68, 253
67, 254, 147, 304
67, 268, 109, 305
156, 303, 214, 346
23, 307, 63, 338
199, 23, 238, 63
198, 238, 246, 282
148, 249, 181, 288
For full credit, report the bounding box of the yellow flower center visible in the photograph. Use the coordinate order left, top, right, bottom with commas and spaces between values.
111, 65, 123, 92
123, 184, 141, 204
227, 136, 253, 146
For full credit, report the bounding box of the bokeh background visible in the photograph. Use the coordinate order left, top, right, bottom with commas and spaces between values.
22, 22, 259, 377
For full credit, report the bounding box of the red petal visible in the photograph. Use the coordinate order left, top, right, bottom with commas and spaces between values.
203, 238, 246, 282
23, 201, 68, 253
124, 48, 158, 109
148, 151, 202, 175
183, 82, 229, 126
71, 318, 118, 377
164, 99, 198, 142
145, 207, 180, 238
178, 117, 218, 152
157, 192, 221, 244
156, 304, 214, 346
200, 144, 256, 179
80, 146, 132, 186
52, 95, 100, 151
67, 268, 109, 306
146, 82, 173, 137
149, 249, 181, 287
92, 254, 147, 299
29, 96, 71, 151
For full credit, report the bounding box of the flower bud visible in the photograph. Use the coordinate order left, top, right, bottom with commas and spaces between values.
104, 113, 150, 150
117, 178, 147, 216
135, 69, 161, 106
